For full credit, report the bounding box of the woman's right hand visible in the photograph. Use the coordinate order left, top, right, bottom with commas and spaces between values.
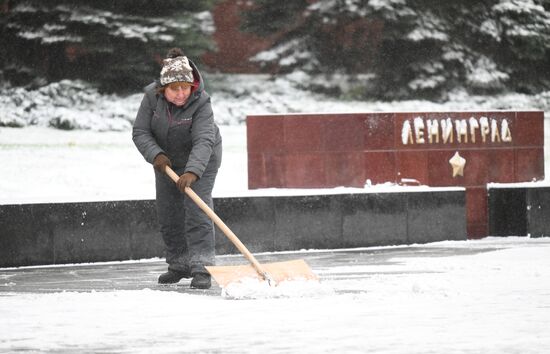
153, 153, 172, 173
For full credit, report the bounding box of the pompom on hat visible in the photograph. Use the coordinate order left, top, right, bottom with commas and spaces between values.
160, 56, 195, 86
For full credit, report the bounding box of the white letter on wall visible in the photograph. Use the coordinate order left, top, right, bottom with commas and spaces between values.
480, 117, 489, 143
402, 120, 414, 145
441, 118, 453, 143
491, 119, 501, 142
427, 119, 439, 144
414, 117, 425, 144
469, 117, 479, 143
455, 119, 468, 143
501, 119, 512, 142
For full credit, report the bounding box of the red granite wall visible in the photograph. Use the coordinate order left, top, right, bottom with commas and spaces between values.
247, 111, 545, 238
202, 0, 298, 73
202, 0, 271, 72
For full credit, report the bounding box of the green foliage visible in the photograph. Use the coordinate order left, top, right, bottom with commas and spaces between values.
245, 0, 550, 100
240, 0, 309, 36
0, 0, 217, 93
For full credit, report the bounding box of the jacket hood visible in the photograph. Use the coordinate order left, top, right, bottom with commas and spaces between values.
188, 59, 205, 95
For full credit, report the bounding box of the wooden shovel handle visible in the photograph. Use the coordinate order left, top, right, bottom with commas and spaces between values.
164, 166, 271, 282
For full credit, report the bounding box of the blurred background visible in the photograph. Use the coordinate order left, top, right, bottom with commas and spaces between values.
1, 0, 549, 204
1, 0, 550, 104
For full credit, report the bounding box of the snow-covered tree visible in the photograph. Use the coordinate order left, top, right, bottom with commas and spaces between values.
243, 0, 550, 100
0, 0, 216, 93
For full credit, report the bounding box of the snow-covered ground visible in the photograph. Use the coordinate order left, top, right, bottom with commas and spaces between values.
1, 75, 549, 204
1, 237, 549, 353
1, 77, 550, 353
0, 125, 248, 204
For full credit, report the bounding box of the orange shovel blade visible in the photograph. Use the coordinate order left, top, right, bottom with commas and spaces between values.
206, 259, 318, 288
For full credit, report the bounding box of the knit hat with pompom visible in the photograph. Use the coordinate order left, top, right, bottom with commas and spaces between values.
160, 55, 194, 86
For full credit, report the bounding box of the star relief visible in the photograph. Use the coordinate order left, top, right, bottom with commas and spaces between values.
449, 151, 466, 177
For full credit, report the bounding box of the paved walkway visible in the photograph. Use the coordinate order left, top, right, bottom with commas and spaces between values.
0, 244, 499, 295
2, 238, 549, 354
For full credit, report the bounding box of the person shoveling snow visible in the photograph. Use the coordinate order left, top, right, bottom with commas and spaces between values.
165, 166, 319, 292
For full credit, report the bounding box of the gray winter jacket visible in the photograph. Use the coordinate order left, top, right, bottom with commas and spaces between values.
132, 60, 222, 178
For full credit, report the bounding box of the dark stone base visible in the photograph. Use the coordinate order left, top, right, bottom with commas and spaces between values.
1, 190, 466, 268
0, 200, 164, 268
488, 186, 550, 237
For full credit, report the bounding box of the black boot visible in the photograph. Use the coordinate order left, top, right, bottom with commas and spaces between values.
190, 273, 211, 289
158, 269, 191, 284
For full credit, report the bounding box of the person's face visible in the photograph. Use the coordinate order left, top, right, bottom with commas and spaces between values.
165, 82, 192, 106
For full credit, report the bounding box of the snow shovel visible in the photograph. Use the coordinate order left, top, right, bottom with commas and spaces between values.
165, 166, 318, 288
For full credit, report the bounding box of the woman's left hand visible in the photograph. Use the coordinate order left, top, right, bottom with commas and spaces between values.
176, 172, 198, 192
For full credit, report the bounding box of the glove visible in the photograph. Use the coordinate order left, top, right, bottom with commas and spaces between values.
153, 153, 171, 173
176, 172, 198, 192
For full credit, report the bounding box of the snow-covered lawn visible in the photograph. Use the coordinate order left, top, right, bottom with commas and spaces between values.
1, 75, 549, 204
0, 125, 249, 204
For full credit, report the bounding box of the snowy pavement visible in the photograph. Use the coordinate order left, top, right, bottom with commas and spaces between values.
1, 237, 549, 353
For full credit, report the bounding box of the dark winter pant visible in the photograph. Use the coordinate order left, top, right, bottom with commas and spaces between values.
155, 163, 218, 275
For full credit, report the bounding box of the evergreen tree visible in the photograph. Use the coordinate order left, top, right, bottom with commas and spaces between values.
0, 0, 217, 93
242, 0, 550, 100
